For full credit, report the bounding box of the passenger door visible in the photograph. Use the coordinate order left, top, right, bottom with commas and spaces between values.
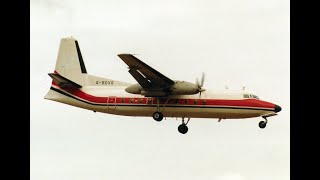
108, 96, 116, 110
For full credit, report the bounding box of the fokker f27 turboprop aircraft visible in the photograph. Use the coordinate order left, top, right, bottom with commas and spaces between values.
45, 37, 282, 134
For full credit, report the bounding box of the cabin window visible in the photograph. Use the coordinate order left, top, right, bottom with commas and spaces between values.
139, 99, 142, 103
148, 98, 152, 104
121, 98, 125, 103
243, 94, 249, 98
252, 95, 259, 99
185, 99, 188, 104
194, 100, 197, 105
130, 99, 133, 103
202, 100, 206, 105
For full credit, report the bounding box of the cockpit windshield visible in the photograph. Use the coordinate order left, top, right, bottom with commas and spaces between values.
243, 94, 259, 99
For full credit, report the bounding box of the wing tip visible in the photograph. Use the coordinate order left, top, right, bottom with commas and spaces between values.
118, 53, 141, 57
118, 53, 132, 57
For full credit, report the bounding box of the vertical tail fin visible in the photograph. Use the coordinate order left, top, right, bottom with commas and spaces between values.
54, 37, 87, 86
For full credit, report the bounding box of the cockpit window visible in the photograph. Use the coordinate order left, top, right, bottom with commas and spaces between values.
243, 94, 259, 99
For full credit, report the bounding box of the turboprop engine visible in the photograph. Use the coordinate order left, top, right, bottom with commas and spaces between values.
125, 81, 205, 97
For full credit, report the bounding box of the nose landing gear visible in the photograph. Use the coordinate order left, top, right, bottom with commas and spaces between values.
259, 116, 268, 129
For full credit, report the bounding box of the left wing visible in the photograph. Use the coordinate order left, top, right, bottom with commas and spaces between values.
118, 54, 174, 89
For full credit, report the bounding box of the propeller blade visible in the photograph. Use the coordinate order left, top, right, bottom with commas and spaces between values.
196, 72, 206, 98
200, 72, 205, 87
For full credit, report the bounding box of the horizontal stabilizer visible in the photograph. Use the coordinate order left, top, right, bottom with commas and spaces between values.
48, 73, 82, 88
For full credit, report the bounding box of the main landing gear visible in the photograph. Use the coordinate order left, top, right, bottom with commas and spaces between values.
153, 111, 163, 121
152, 112, 190, 134
152, 97, 169, 122
178, 117, 190, 134
152, 97, 164, 121
152, 97, 190, 134
259, 116, 268, 129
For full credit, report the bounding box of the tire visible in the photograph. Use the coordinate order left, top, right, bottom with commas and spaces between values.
259, 121, 267, 129
178, 124, 188, 134
153, 111, 163, 121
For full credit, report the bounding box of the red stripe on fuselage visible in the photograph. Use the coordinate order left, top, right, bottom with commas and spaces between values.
65, 87, 107, 103
52, 85, 275, 109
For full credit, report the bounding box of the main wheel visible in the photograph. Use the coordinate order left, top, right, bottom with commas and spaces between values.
178, 124, 188, 134
153, 111, 163, 121
259, 121, 267, 129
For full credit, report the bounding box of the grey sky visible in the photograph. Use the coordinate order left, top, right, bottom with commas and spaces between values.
31, 0, 290, 180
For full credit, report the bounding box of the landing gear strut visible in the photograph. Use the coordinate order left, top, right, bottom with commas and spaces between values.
259, 116, 268, 129
178, 117, 190, 134
152, 97, 164, 121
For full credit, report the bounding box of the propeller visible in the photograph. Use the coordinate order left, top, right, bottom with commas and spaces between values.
196, 72, 206, 98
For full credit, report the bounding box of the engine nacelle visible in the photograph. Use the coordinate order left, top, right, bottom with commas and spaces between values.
125, 81, 200, 96
125, 84, 143, 94
170, 81, 199, 95
141, 91, 166, 97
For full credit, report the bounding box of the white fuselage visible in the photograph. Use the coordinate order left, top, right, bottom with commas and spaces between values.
45, 84, 276, 119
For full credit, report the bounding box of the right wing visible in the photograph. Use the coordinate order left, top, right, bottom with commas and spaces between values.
118, 54, 174, 89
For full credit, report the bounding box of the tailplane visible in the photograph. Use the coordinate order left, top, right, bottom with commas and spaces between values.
48, 73, 82, 88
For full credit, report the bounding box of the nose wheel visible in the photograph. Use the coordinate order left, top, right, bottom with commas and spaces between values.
178, 117, 190, 134
259, 117, 268, 129
259, 121, 267, 128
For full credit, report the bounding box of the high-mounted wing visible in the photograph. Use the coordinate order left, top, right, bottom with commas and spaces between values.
118, 54, 174, 89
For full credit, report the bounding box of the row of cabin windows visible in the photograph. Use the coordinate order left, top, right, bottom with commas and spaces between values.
243, 94, 259, 99
119, 98, 207, 105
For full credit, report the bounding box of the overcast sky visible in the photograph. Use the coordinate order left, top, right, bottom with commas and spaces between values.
31, 0, 290, 180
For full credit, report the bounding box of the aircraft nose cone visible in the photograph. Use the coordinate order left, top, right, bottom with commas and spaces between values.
275, 105, 282, 113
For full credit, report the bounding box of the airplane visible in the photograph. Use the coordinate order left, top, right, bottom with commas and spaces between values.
44, 37, 282, 134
